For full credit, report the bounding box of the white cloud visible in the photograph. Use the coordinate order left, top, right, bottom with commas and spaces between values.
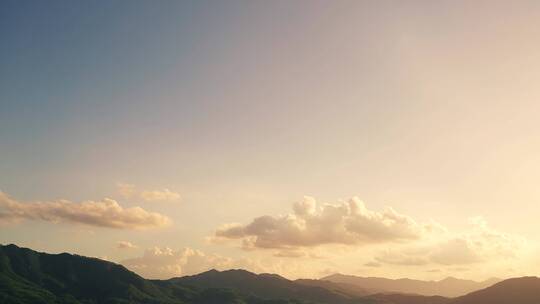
116, 183, 181, 202
117, 241, 138, 249
373, 217, 526, 266
211, 196, 529, 279
0, 192, 171, 229
120, 246, 309, 280
122, 247, 236, 279
215, 196, 435, 250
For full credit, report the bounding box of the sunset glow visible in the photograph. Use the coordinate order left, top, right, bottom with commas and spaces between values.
2, 1, 540, 287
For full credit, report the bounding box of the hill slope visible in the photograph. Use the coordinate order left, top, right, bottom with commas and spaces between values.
322, 274, 499, 297
449, 277, 540, 304
294, 279, 371, 297
367, 293, 451, 304
0, 244, 184, 304
0, 244, 298, 304
171, 269, 373, 304
1, 244, 537, 304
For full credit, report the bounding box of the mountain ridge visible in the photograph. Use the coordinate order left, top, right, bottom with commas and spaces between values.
449, 276, 540, 304
171, 268, 370, 304
321, 273, 500, 297
0, 244, 301, 304
0, 243, 537, 304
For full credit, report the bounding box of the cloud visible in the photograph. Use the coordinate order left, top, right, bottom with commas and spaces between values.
273, 250, 307, 258
429, 217, 524, 265
375, 250, 430, 266
121, 246, 292, 280
0, 192, 171, 229
117, 183, 181, 202
117, 183, 136, 198
272, 249, 326, 259
122, 247, 238, 279
429, 238, 481, 265
373, 217, 525, 267
140, 189, 181, 202
117, 241, 138, 249
211, 196, 527, 277
214, 196, 435, 250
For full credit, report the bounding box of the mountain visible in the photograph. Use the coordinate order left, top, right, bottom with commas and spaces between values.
322, 274, 500, 297
294, 279, 372, 297
0, 244, 300, 304
0, 244, 185, 304
368, 293, 451, 304
2, 243, 537, 304
171, 269, 373, 304
449, 277, 540, 304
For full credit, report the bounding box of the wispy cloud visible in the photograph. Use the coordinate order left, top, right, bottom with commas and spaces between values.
117, 183, 181, 202
117, 183, 136, 199
140, 189, 181, 202
117, 241, 138, 249
373, 216, 526, 266
0, 192, 171, 229
122, 247, 249, 279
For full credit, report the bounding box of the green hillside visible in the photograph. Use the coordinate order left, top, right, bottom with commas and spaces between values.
0, 244, 299, 304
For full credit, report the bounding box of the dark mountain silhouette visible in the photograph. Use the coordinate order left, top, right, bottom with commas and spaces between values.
449, 276, 540, 304
368, 293, 451, 304
0, 244, 303, 304
171, 269, 372, 304
322, 273, 500, 297
294, 279, 371, 297
1, 244, 537, 304
0, 244, 184, 304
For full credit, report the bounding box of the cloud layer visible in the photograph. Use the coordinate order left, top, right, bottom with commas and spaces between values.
215, 196, 439, 250
212, 196, 528, 277
372, 216, 525, 266
121, 247, 236, 279
0, 192, 171, 229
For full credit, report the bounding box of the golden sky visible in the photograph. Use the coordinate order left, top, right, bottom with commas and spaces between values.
1, 0, 540, 281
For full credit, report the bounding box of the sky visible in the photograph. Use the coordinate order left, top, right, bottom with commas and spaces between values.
2, 0, 540, 281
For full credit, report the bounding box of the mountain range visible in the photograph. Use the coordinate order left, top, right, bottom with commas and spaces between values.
321, 273, 500, 297
1, 244, 539, 304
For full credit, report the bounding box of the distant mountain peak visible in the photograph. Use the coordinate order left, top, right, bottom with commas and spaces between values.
322, 273, 501, 297
450, 276, 540, 304
1, 244, 534, 304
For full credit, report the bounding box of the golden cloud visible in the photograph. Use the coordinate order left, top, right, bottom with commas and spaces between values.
0, 192, 171, 229
214, 196, 437, 250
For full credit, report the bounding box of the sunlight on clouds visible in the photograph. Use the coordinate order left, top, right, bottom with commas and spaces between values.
120, 246, 334, 280
372, 216, 527, 268
122, 247, 244, 279
0, 191, 171, 229
209, 197, 532, 280
214, 196, 438, 249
